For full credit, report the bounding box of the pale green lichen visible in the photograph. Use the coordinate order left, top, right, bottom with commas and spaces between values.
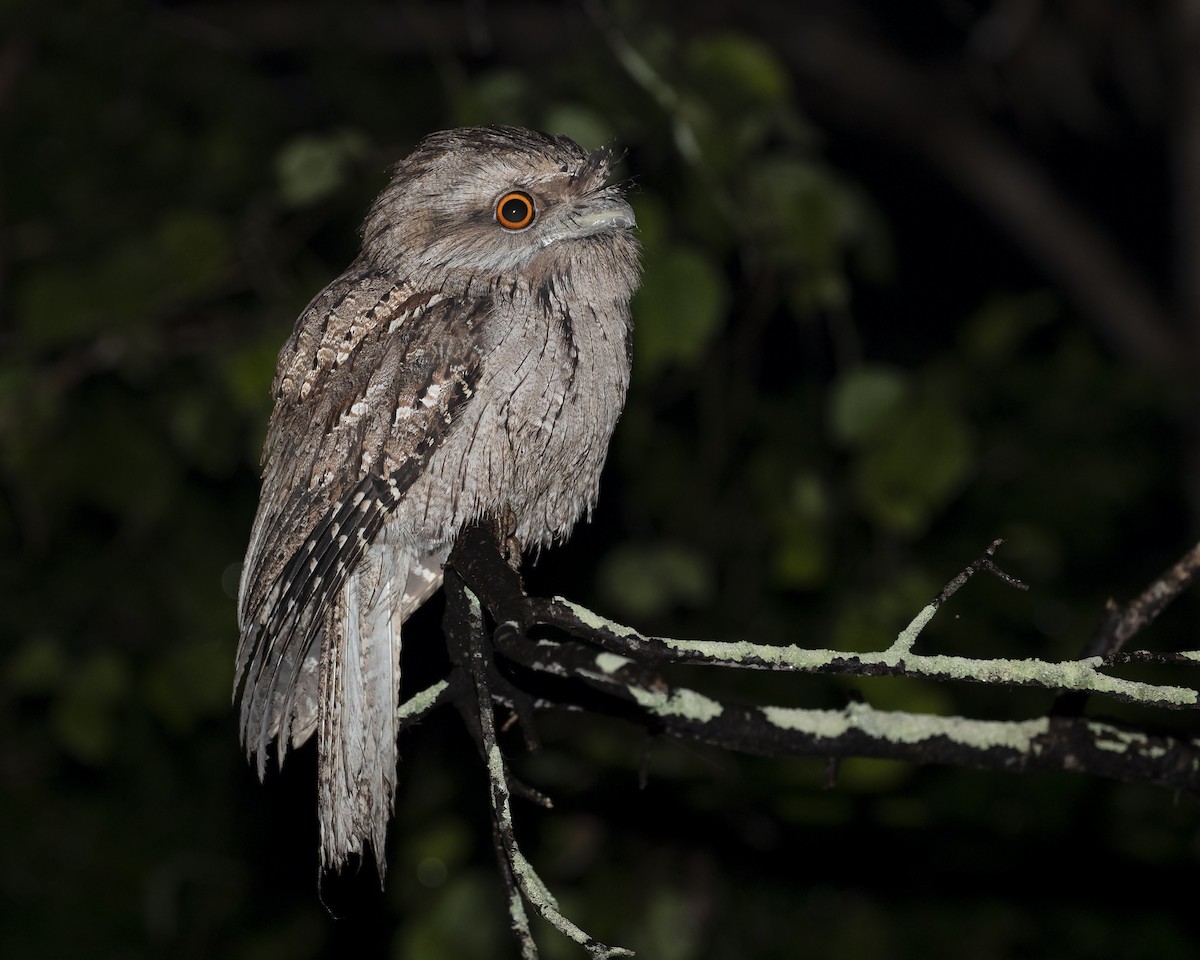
397, 678, 449, 720
661, 636, 810, 668
881, 604, 939, 660
555, 598, 1197, 709
1090, 726, 1168, 757
556, 597, 631, 636
594, 652, 633, 674
761, 704, 854, 740
898, 653, 1197, 707
630, 685, 724, 722
650, 637, 1196, 709
505, 886, 533, 953
488, 743, 509, 798
762, 701, 1051, 753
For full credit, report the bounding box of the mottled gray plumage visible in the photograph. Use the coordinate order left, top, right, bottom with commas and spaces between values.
235, 126, 640, 876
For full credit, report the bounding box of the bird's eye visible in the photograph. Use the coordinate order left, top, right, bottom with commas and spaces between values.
496, 191, 535, 230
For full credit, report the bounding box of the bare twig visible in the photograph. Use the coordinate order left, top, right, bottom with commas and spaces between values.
934, 538, 1029, 605
1085, 540, 1200, 657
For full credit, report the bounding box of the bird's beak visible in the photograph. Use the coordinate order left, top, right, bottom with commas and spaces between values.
543, 198, 636, 247
574, 199, 636, 234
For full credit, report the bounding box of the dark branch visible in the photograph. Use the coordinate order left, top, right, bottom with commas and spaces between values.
1084, 540, 1200, 657
436, 523, 1200, 957
443, 522, 1200, 800
933, 537, 1028, 606
440, 560, 634, 959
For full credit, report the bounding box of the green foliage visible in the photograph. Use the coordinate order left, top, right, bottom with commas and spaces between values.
848, 387, 975, 536
829, 365, 909, 446
596, 541, 714, 619
631, 245, 727, 378
2, 1, 1196, 958
276, 130, 369, 208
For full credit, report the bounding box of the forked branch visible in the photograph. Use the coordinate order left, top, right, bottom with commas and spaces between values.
417, 525, 1200, 957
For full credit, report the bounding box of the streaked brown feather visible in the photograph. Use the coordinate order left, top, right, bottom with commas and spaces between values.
236, 125, 640, 878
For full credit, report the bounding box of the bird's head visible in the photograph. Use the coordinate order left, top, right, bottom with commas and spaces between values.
360, 125, 640, 299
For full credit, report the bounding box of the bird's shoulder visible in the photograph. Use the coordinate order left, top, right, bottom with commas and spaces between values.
238, 266, 488, 645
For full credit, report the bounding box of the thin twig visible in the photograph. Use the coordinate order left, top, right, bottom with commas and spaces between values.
934, 538, 1029, 606
1085, 540, 1200, 657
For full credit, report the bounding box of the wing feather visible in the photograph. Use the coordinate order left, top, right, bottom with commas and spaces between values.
235, 271, 485, 772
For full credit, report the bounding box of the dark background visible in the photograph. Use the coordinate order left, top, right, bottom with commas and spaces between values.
3, 1, 1200, 956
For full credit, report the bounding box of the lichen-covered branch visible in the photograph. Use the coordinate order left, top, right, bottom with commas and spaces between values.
441, 566, 634, 960
435, 523, 1200, 957
485, 627, 1200, 794
439, 524, 1200, 793
528, 595, 1199, 711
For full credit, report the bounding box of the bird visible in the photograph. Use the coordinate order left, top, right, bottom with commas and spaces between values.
234, 125, 640, 878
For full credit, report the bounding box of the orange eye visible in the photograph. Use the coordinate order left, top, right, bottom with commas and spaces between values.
496, 191, 535, 230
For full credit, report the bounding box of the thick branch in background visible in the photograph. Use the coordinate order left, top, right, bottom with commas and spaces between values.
769, 11, 1183, 372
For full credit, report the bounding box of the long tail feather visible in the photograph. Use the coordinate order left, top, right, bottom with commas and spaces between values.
317, 546, 404, 877
314, 544, 448, 877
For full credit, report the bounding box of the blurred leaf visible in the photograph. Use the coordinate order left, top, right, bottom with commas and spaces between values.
628, 194, 669, 251
15, 211, 232, 350
52, 653, 130, 764
155, 211, 233, 301
276, 130, 369, 208
643, 883, 704, 960
596, 542, 713, 620
833, 570, 940, 653
772, 472, 831, 588
687, 34, 790, 107
143, 640, 230, 735
404, 816, 473, 881
829, 365, 910, 447
71, 389, 178, 523
452, 69, 530, 127
540, 104, 614, 152
836, 757, 915, 793
631, 247, 727, 378
852, 398, 974, 536
682, 33, 793, 170
741, 157, 890, 311
961, 291, 1059, 363
392, 871, 506, 960
743, 159, 847, 264
166, 389, 237, 476
9, 636, 67, 694
222, 332, 284, 416
15, 264, 108, 349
